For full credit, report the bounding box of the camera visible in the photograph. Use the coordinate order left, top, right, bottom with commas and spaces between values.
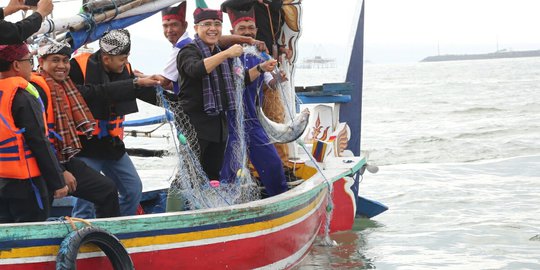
24, 0, 39, 7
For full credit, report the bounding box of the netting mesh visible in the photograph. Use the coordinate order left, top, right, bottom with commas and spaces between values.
156, 53, 261, 210
242, 45, 297, 124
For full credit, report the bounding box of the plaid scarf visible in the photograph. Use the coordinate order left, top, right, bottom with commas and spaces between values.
192, 34, 236, 115
40, 71, 96, 162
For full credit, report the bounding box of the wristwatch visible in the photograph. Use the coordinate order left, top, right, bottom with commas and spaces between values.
256, 64, 264, 73
133, 77, 139, 88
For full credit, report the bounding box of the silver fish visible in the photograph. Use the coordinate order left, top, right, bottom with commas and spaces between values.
257, 107, 310, 143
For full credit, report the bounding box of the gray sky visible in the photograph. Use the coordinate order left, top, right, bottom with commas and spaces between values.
364, 0, 540, 63
3, 0, 540, 66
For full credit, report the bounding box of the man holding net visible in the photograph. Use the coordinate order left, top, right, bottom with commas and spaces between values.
220, 1, 288, 197
176, 4, 243, 181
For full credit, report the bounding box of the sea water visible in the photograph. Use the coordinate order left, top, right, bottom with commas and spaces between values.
125, 57, 540, 269
295, 58, 540, 269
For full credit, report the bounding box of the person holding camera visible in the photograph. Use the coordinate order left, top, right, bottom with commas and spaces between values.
1, 0, 53, 45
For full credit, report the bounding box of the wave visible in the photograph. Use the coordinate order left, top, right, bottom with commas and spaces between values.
451, 107, 504, 114
453, 128, 514, 139
376, 154, 540, 172
404, 136, 448, 144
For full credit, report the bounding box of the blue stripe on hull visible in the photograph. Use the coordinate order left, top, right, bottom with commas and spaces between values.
0, 189, 323, 249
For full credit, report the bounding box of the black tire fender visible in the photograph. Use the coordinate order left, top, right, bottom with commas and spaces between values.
56, 226, 134, 270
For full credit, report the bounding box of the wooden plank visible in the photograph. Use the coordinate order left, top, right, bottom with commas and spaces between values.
322, 82, 353, 95
296, 95, 351, 104
295, 82, 353, 95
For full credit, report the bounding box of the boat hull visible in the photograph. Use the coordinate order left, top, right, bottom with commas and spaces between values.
0, 157, 364, 269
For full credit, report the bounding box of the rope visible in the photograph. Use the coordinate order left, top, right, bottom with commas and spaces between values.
242, 45, 336, 245
110, 0, 120, 21
296, 141, 335, 246
243, 46, 295, 122
64, 216, 92, 230
77, 12, 96, 33
265, 5, 276, 45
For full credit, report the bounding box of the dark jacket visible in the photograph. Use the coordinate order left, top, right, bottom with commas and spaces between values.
176, 43, 228, 143
254, 0, 284, 56
69, 50, 160, 160
0, 10, 42, 45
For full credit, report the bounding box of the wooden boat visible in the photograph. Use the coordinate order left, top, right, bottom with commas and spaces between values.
0, 157, 364, 270
0, 0, 386, 269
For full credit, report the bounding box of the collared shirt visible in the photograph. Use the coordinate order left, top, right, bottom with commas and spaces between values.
162, 31, 190, 83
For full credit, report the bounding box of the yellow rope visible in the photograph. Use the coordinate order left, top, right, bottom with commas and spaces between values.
64, 216, 92, 231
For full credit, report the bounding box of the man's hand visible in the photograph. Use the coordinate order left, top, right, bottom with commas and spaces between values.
274, 69, 287, 82
225, 44, 243, 58
3, 0, 29, 16
36, 0, 53, 19
135, 76, 161, 87
267, 69, 287, 89
280, 47, 293, 61
260, 59, 278, 72
252, 40, 268, 54
62, 170, 77, 193
54, 185, 69, 199
148, 74, 173, 90
133, 69, 147, 78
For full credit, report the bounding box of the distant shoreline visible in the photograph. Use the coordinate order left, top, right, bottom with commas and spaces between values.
420, 49, 540, 62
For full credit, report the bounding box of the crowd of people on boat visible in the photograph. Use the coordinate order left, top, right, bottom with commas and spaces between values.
0, 0, 294, 223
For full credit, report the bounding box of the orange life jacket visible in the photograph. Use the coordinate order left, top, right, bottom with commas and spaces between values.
72, 52, 126, 139
0, 77, 46, 179
88, 115, 124, 139
29, 74, 58, 143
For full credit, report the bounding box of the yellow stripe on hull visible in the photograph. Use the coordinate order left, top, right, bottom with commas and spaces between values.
1, 192, 325, 260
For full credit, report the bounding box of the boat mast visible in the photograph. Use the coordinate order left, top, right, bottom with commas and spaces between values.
339, 0, 365, 156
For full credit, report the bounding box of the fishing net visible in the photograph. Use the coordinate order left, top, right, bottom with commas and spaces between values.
242, 45, 297, 123
155, 54, 261, 210
243, 45, 337, 245
219, 57, 261, 203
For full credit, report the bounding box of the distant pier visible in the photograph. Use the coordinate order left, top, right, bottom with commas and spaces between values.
421, 49, 540, 62
297, 56, 336, 68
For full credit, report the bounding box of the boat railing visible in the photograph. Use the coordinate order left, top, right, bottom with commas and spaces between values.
295, 82, 353, 104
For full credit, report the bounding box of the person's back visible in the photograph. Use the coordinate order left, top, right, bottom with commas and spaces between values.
0, 43, 67, 223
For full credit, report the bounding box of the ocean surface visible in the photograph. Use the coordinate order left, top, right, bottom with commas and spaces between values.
125, 57, 540, 269
294, 57, 540, 269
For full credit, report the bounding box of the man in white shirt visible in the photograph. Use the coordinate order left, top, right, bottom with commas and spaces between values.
161, 2, 190, 94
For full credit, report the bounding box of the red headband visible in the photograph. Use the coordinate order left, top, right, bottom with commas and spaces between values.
232, 16, 255, 28
0, 44, 30, 62
162, 2, 187, 22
